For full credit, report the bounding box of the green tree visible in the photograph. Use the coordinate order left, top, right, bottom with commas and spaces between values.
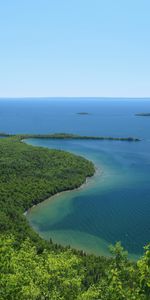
137, 244, 150, 299
0, 235, 83, 300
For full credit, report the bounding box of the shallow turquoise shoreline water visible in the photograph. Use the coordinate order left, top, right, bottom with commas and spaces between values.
26, 138, 150, 259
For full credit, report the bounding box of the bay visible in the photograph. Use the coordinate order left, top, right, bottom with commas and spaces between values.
0, 98, 150, 258
25, 137, 150, 259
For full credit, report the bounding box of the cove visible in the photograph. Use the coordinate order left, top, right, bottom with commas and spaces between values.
25, 138, 150, 259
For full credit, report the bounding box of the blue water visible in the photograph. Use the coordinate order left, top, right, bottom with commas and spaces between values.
1, 98, 150, 257
25, 137, 150, 258
0, 98, 150, 138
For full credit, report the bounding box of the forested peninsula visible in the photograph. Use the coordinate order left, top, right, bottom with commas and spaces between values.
0, 132, 140, 141
0, 136, 94, 241
0, 135, 150, 300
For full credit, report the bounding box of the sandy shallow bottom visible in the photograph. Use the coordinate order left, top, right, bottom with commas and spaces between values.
26, 138, 150, 259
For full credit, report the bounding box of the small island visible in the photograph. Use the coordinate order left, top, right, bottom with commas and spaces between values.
76, 112, 90, 115
135, 113, 150, 117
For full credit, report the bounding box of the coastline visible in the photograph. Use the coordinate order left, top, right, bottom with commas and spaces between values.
9, 133, 145, 258
2, 131, 147, 260
25, 165, 100, 216
1, 132, 141, 142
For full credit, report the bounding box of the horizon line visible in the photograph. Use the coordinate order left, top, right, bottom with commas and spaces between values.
0, 96, 150, 100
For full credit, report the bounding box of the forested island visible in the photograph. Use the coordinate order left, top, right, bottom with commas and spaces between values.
0, 135, 150, 299
135, 113, 150, 117
76, 112, 90, 115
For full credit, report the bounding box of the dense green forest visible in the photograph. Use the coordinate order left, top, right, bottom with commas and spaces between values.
0, 137, 94, 242
1, 235, 150, 299
0, 137, 149, 299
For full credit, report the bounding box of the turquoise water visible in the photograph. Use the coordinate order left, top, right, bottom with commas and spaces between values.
0, 98, 150, 258
26, 138, 150, 258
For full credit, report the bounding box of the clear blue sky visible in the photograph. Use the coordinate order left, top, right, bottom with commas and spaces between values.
0, 0, 150, 97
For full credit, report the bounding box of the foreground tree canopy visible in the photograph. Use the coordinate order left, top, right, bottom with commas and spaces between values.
1, 236, 150, 300
0, 136, 149, 299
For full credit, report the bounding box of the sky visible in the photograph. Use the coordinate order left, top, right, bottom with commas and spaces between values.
0, 0, 150, 98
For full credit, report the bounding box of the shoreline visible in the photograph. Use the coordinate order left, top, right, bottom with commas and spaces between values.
25, 165, 100, 216
16, 135, 143, 260
1, 132, 141, 142
24, 135, 100, 217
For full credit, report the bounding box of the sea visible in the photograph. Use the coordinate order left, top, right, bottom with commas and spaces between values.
1, 98, 150, 259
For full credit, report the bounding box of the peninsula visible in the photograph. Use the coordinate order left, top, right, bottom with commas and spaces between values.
0, 132, 140, 242
1, 132, 141, 141
0, 136, 95, 237
1, 134, 149, 300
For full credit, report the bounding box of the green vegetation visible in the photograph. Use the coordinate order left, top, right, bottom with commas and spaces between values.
1, 236, 150, 299
0, 136, 149, 299
0, 132, 11, 137
0, 131, 141, 141
25, 132, 139, 141
0, 137, 94, 243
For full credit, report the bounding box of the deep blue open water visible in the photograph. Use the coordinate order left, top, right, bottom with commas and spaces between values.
1, 98, 150, 258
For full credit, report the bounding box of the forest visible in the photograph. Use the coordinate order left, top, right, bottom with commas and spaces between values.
0, 131, 140, 141
0, 137, 149, 299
